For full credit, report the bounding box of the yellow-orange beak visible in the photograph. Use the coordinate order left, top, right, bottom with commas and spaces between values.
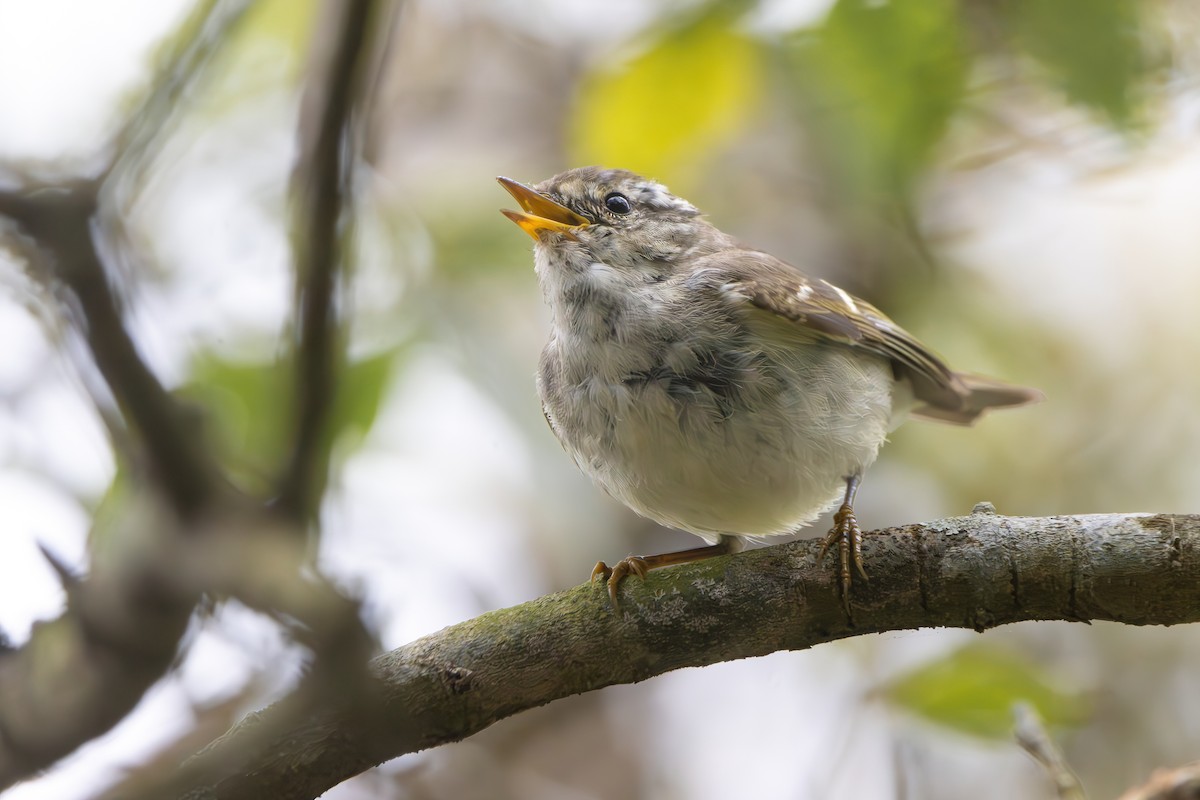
497, 176, 589, 240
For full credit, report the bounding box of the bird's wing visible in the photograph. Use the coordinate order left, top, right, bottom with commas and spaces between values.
692, 249, 1038, 423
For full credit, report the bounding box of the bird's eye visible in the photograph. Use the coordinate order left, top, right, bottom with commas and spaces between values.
604, 193, 632, 215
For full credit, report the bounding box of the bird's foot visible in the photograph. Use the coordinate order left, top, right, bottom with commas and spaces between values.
818, 503, 867, 614
590, 539, 736, 613
591, 557, 650, 613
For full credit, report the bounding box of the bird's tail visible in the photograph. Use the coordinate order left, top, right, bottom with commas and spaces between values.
910, 373, 1043, 426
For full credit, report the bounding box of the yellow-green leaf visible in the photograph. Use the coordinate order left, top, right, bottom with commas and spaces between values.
569, 11, 763, 187
883, 643, 1090, 740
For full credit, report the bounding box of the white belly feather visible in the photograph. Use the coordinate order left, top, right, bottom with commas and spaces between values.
540, 335, 896, 542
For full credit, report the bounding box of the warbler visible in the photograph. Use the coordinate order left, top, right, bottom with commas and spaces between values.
499, 166, 1040, 613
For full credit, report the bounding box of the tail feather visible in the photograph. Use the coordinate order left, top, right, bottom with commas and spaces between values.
910, 373, 1043, 426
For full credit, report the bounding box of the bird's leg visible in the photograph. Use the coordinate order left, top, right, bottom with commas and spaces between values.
592, 535, 742, 612
818, 473, 867, 614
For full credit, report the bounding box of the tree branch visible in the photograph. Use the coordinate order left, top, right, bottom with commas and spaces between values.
1014, 702, 1087, 800
1118, 760, 1200, 800
0, 185, 221, 516
0, 3, 275, 785
0, 4, 237, 779
0, 0, 252, 519
0, 494, 195, 789
276, 0, 379, 522
167, 511, 1200, 800
107, 0, 256, 184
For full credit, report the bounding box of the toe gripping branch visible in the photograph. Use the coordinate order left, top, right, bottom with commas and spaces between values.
818, 474, 867, 615
593, 474, 868, 618
591, 537, 738, 613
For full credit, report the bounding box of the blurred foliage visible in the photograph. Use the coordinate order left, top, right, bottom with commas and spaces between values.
1003, 0, 1147, 128
234, 0, 316, 73
567, 0, 1155, 209
425, 195, 531, 282
182, 0, 315, 117
180, 348, 399, 493
883, 643, 1091, 740
787, 0, 968, 201
569, 3, 764, 190
780, 0, 1155, 205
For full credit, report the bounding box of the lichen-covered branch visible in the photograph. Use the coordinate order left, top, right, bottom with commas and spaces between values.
168, 511, 1200, 800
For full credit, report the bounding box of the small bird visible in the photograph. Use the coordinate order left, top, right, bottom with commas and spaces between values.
499, 166, 1040, 613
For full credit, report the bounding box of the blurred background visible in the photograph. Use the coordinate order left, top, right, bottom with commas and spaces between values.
2, 0, 1199, 797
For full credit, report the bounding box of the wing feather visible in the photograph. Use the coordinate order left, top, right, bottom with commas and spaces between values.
687, 249, 1039, 423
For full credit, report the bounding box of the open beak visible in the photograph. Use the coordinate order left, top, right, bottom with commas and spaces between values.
497, 176, 589, 240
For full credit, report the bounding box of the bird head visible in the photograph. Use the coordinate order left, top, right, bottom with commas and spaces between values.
498, 167, 728, 272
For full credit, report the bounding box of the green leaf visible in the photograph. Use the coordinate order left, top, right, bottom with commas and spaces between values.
1008, 0, 1145, 128
330, 350, 395, 453
180, 347, 399, 491
569, 8, 764, 186
182, 354, 287, 487
789, 0, 968, 199
882, 643, 1090, 740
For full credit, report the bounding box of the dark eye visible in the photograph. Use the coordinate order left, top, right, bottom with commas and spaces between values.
604, 192, 632, 215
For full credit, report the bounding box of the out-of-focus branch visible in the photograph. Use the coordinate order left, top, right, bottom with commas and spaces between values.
0, 2, 279, 787
108, 0, 256, 184
0, 494, 196, 789
1118, 761, 1200, 800
0, 0, 254, 522
0, 1, 379, 786
1014, 702, 1087, 800
0, 498, 376, 791
276, 0, 381, 522
0, 184, 218, 516
166, 512, 1200, 800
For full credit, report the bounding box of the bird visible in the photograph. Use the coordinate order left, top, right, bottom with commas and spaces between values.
498, 166, 1041, 613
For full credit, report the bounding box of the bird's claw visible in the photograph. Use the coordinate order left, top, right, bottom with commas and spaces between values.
818, 503, 867, 614
591, 556, 650, 612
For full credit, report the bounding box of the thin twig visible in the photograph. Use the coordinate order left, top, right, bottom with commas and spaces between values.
107, 0, 258, 185
1013, 702, 1087, 800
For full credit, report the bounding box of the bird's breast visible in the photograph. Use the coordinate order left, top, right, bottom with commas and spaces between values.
538, 315, 896, 538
